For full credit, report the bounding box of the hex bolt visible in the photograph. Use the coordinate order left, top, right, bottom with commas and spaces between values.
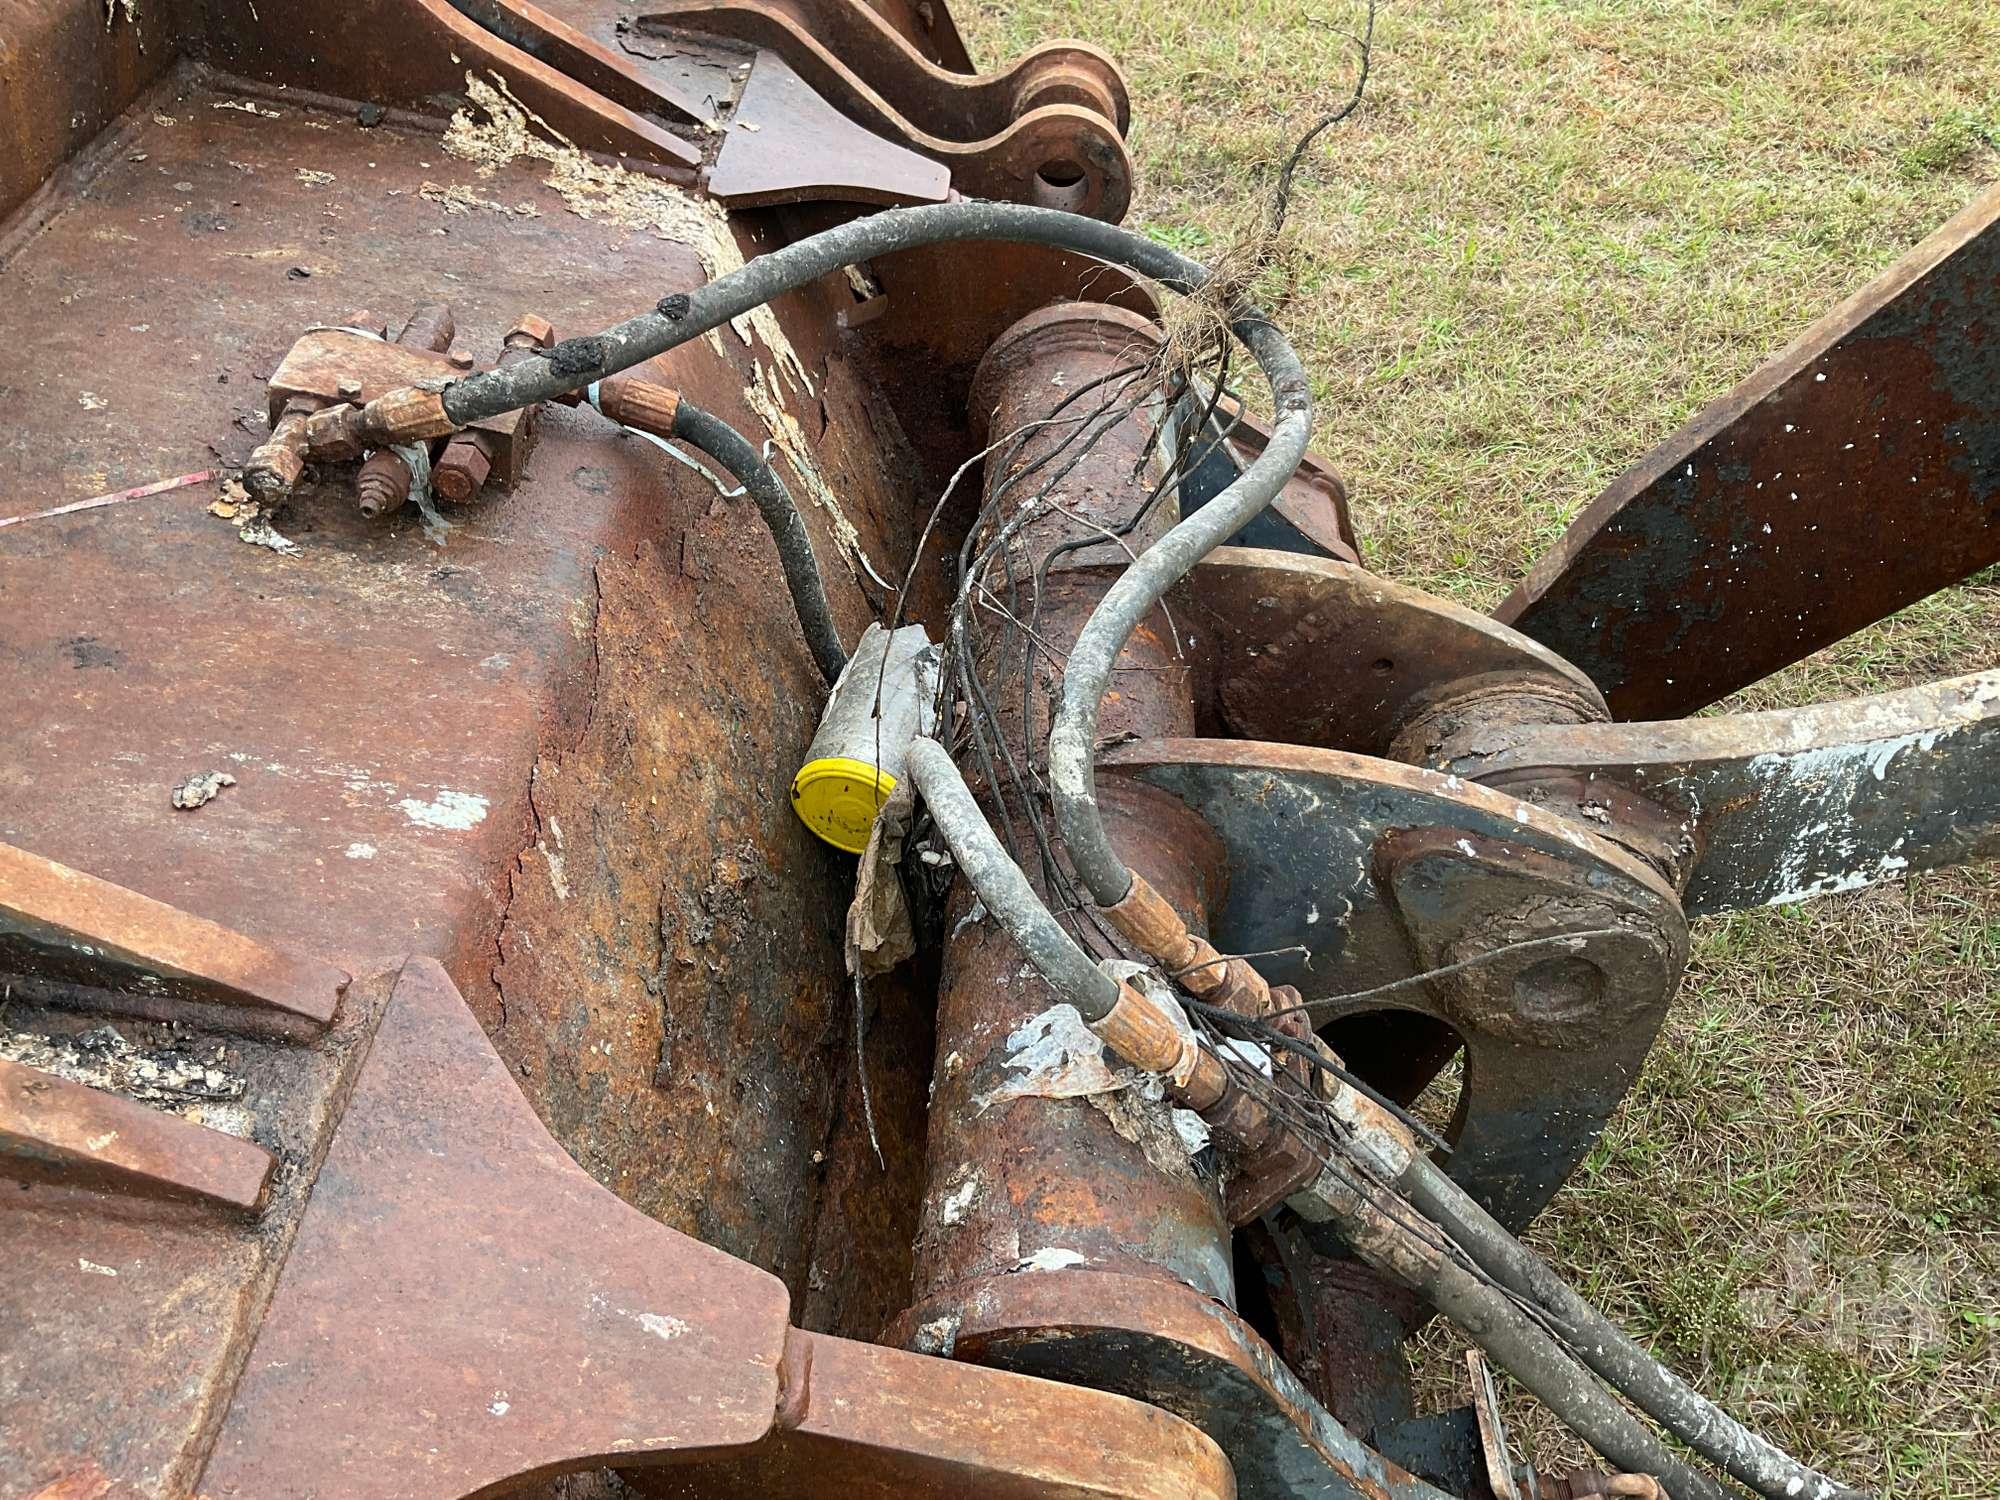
397, 302, 457, 353
433, 433, 494, 504
504, 314, 555, 353
355, 447, 414, 518
335, 376, 364, 402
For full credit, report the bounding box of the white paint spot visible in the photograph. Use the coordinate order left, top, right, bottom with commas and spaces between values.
397, 790, 489, 830
345, 842, 377, 860
1172, 1107, 1211, 1156
938, 1173, 979, 1227
78, 1259, 118, 1277
912, 1313, 959, 1356
636, 1312, 690, 1341
1219, 1038, 1274, 1077
488, 1397, 510, 1416
85, 1131, 117, 1151
1015, 1247, 1090, 1273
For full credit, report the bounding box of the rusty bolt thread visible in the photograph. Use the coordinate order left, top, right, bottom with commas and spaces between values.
362, 386, 455, 445
303, 403, 366, 462
355, 448, 414, 518
304, 387, 456, 462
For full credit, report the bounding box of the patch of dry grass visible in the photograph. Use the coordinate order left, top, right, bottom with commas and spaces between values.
961, 3, 1999, 1493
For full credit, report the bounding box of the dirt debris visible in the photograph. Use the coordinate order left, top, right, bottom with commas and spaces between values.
418, 180, 539, 218
170, 770, 237, 809
439, 74, 812, 394
0, 1024, 252, 1138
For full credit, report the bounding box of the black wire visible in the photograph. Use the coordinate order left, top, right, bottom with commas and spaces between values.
1182, 995, 1454, 1157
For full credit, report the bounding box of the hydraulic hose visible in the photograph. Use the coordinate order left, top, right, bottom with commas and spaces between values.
436, 200, 1308, 908
1400, 1155, 1866, 1500
1044, 343, 1307, 904
1412, 1249, 1737, 1500
911, 735, 1757, 1500
669, 399, 848, 686
443, 203, 1244, 427
431, 202, 1827, 1497
903, 736, 1120, 1021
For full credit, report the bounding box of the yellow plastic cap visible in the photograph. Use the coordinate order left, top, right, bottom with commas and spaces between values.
792, 756, 896, 854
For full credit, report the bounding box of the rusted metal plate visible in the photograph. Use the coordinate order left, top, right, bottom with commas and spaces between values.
0, 0, 176, 224
860, 0, 975, 73
444, 0, 732, 134
1364, 827, 1683, 1229
1501, 181, 2000, 719
646, 1327, 1238, 1500
1102, 739, 1682, 1227
0, 964, 391, 1498
1181, 548, 1603, 758
914, 1267, 1455, 1500
708, 48, 953, 206
0, 841, 348, 1028
640, 0, 1127, 141
201, 0, 703, 169
0, 1054, 275, 1212
200, 957, 794, 1496
1459, 669, 2000, 915
0, 888, 1227, 1499
0, 88, 912, 1315
632, 7, 1133, 216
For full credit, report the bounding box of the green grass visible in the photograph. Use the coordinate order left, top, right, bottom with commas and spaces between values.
962, 3, 1999, 1493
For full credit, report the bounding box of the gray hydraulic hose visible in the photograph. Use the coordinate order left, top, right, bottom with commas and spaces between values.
903, 737, 1121, 1022
915, 724, 1760, 1500
1046, 324, 1310, 904
432, 199, 1310, 907
1401, 1155, 1867, 1500
441, 202, 1248, 426
670, 398, 847, 686
1415, 1251, 1738, 1500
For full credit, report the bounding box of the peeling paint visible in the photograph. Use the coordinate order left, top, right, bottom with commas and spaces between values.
397, 790, 489, 830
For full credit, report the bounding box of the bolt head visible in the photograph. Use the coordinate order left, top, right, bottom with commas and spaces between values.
506, 313, 556, 348
435, 438, 493, 502
335, 376, 363, 401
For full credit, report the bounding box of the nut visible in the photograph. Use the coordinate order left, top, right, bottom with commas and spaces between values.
360, 386, 453, 444
433, 435, 493, 503
505, 313, 555, 349
304, 403, 367, 461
